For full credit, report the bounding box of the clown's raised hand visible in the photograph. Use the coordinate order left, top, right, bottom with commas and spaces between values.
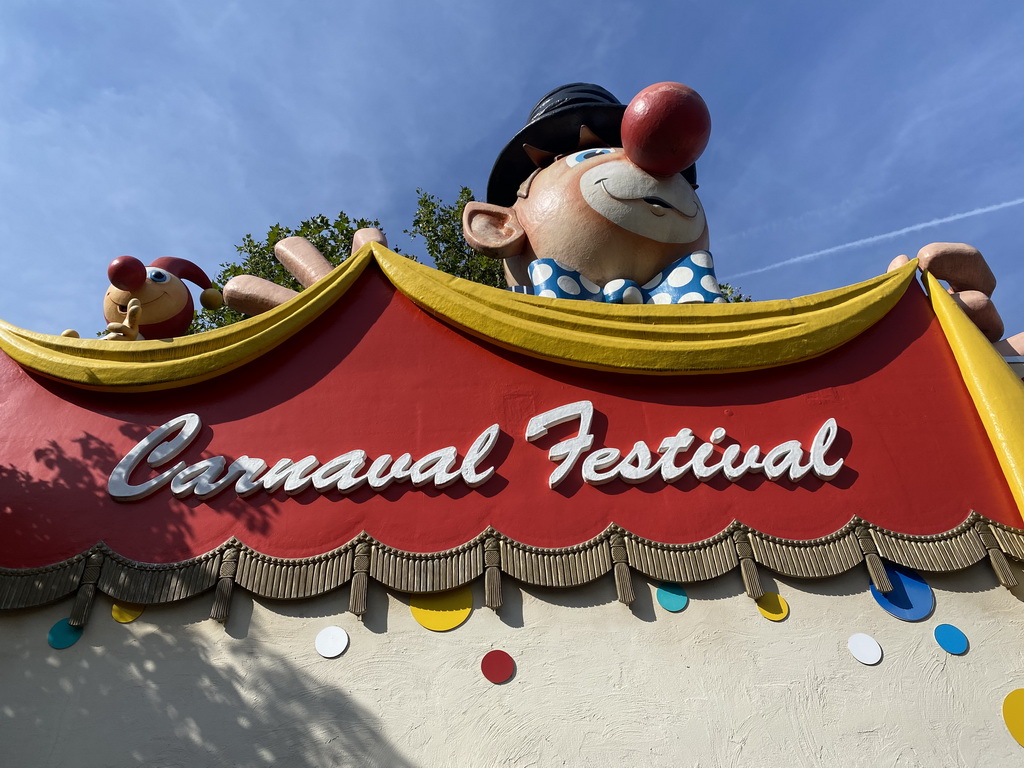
888, 242, 1003, 341
104, 298, 142, 341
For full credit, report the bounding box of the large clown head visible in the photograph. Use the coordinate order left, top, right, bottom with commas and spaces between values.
103, 256, 222, 339
464, 82, 712, 291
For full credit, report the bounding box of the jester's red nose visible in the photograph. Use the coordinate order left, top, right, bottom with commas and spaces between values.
107, 255, 147, 292
621, 82, 711, 178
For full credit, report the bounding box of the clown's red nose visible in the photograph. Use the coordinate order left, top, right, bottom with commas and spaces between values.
108, 255, 147, 291
621, 82, 711, 178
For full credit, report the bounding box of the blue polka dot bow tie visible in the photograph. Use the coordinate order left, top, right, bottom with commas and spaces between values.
523, 251, 726, 304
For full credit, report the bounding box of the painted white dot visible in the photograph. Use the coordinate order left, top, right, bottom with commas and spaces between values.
648, 293, 673, 304
689, 251, 713, 269
552, 259, 573, 271
315, 626, 350, 658
556, 275, 581, 295
678, 292, 706, 304
713, 296, 728, 303
666, 267, 694, 288
578, 274, 600, 293
642, 272, 664, 290
538, 289, 557, 299
530, 263, 553, 283
847, 632, 882, 665
622, 286, 643, 304
701, 275, 721, 293
604, 279, 626, 293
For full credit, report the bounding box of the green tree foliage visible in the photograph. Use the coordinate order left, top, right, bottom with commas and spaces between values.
718, 282, 752, 303
406, 187, 506, 289
189, 212, 386, 333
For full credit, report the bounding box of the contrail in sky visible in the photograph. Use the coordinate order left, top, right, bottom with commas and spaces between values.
728, 197, 1024, 278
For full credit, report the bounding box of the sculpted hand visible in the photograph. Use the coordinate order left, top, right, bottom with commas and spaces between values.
888, 243, 1003, 341
223, 229, 390, 318
105, 297, 142, 341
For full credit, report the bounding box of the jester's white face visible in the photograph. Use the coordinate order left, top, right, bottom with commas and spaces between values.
509, 147, 709, 286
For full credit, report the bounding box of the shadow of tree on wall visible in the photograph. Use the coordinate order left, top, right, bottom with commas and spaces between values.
2, 595, 415, 768
0, 424, 278, 568
0, 427, 410, 766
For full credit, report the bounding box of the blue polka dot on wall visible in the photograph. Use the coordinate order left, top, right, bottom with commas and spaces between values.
870, 562, 934, 621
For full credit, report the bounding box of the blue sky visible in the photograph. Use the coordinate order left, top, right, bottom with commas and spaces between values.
2, 1, 1022, 338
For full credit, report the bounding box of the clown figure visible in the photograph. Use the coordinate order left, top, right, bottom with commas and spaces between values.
62, 255, 223, 341
463, 82, 724, 304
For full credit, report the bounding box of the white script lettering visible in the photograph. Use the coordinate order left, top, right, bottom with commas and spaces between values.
525, 401, 845, 489
108, 414, 500, 502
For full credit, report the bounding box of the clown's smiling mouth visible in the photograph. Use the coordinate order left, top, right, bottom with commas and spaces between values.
597, 180, 699, 218
116, 292, 167, 314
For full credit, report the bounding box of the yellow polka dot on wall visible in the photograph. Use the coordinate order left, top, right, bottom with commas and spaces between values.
1003, 689, 1024, 747
410, 586, 473, 632
756, 592, 789, 622
111, 602, 145, 623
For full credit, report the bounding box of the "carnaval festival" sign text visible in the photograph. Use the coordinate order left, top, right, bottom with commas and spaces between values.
107, 400, 846, 503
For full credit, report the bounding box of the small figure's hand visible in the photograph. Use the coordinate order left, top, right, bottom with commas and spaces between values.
888, 243, 1003, 341
105, 298, 142, 341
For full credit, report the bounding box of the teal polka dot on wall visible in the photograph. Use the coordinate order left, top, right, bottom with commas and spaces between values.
47, 618, 83, 649
656, 582, 689, 612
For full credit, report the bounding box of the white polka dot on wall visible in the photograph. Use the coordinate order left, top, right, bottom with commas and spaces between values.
848, 633, 883, 665
315, 626, 350, 658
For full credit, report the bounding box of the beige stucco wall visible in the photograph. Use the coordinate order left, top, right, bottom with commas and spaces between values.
3, 562, 1024, 767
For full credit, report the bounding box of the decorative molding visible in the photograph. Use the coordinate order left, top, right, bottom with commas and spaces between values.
868, 515, 988, 572
0, 551, 88, 610
499, 531, 612, 587
209, 544, 239, 623
4, 514, 1023, 625
234, 543, 354, 600
69, 551, 104, 627
610, 532, 635, 605
733, 530, 764, 600
989, 520, 1024, 562
749, 525, 863, 580
348, 540, 371, 618
483, 536, 502, 610
368, 536, 483, 593
623, 528, 737, 583
974, 521, 1018, 588
855, 525, 893, 592
99, 542, 223, 605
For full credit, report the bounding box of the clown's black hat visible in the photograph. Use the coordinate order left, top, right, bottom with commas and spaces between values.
486, 82, 696, 207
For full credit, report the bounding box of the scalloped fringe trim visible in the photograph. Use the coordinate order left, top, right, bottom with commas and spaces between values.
2, 513, 1020, 625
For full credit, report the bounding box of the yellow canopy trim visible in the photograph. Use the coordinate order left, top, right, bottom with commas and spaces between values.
926, 272, 1024, 522
0, 251, 372, 392
0, 244, 917, 391
376, 246, 918, 374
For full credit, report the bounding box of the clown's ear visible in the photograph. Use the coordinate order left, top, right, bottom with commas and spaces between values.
463, 202, 526, 260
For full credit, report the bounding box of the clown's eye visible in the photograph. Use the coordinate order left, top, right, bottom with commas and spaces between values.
147, 268, 169, 283
563, 147, 616, 167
